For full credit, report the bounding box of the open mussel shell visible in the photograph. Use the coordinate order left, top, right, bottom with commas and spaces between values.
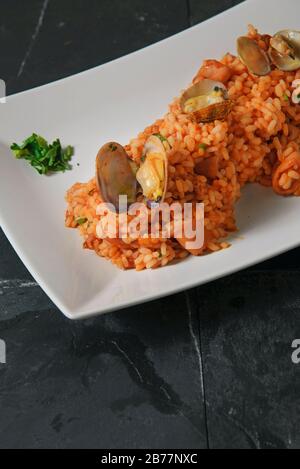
180, 79, 233, 123
96, 142, 137, 212
237, 36, 271, 76
269, 30, 300, 71
136, 135, 169, 205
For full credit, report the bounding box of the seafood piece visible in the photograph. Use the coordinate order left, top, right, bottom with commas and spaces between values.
269, 30, 300, 71
195, 155, 219, 179
180, 79, 233, 123
270, 35, 295, 58
193, 59, 233, 84
136, 135, 169, 204
269, 48, 300, 71
258, 34, 272, 51
237, 36, 271, 75
96, 142, 137, 211
96, 135, 169, 212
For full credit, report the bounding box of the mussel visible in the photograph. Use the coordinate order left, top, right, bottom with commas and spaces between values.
269, 30, 300, 71
96, 135, 169, 212
237, 36, 271, 76
180, 79, 233, 123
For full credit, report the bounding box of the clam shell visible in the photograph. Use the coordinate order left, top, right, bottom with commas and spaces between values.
237, 36, 271, 76
136, 135, 169, 204
269, 30, 300, 71
277, 30, 300, 54
269, 48, 300, 71
180, 79, 233, 123
191, 100, 234, 123
96, 142, 137, 212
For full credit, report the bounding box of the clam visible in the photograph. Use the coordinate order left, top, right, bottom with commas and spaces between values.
96, 142, 137, 212
96, 135, 169, 212
270, 35, 295, 59
136, 134, 169, 205
180, 79, 233, 123
237, 36, 271, 76
269, 30, 300, 71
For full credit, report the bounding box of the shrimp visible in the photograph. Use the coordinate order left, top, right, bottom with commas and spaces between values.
193, 59, 233, 85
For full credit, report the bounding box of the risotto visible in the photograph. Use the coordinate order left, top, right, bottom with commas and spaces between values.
65, 25, 300, 270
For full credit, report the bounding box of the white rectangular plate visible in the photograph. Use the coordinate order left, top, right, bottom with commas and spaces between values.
1, 0, 300, 319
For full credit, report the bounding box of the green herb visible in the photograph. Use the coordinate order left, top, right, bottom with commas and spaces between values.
214, 86, 221, 92
75, 217, 88, 225
10, 133, 74, 175
109, 143, 117, 151
153, 133, 167, 143
283, 93, 290, 102
141, 154, 146, 163
297, 93, 300, 100
199, 143, 208, 151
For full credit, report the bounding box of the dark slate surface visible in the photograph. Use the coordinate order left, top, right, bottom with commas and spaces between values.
0, 0, 299, 449
0, 293, 207, 449
1, 0, 189, 95
198, 274, 300, 449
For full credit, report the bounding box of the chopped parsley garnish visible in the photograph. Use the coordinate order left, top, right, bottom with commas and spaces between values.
10, 133, 73, 175
199, 143, 208, 151
153, 133, 168, 143
283, 93, 290, 102
75, 217, 88, 225
109, 143, 118, 151
214, 86, 221, 92
297, 93, 300, 100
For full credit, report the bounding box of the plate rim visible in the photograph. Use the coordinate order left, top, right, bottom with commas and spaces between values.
1, 0, 299, 320
1, 210, 299, 320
